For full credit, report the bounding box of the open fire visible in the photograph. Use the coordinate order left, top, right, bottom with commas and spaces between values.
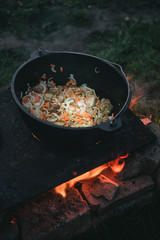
53, 87, 150, 198
54, 153, 129, 198
31, 80, 147, 199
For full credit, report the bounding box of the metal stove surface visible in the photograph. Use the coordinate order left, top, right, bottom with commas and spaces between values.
0, 87, 156, 213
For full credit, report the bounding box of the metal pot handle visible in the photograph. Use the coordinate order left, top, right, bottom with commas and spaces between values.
97, 117, 122, 132
30, 48, 51, 59
103, 59, 127, 78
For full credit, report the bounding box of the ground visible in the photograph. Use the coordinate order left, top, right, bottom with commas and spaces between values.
1, 1, 159, 52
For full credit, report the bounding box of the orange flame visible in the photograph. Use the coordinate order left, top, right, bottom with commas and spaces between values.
129, 95, 142, 109
54, 153, 129, 198
109, 154, 128, 173
127, 75, 144, 110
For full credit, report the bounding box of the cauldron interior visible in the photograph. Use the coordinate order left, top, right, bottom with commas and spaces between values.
14, 52, 128, 116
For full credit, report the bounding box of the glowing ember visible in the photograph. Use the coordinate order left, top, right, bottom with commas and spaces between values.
32, 133, 40, 141
54, 153, 129, 198
141, 118, 152, 125
10, 218, 16, 224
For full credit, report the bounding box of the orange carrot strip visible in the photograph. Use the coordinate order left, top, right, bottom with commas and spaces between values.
39, 113, 47, 121
44, 102, 49, 108
30, 109, 34, 114
72, 118, 82, 122
60, 67, 63, 72
90, 119, 94, 125
64, 122, 69, 127
40, 113, 44, 120
22, 96, 30, 103
66, 80, 75, 86
77, 120, 86, 125
51, 102, 58, 105
76, 112, 92, 120
50, 64, 55, 68
50, 80, 56, 87
41, 74, 47, 79
75, 97, 83, 103
59, 112, 71, 121
75, 98, 78, 103
34, 93, 40, 103
40, 107, 44, 111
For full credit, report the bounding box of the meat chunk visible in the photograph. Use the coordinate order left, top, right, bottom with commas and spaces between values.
48, 87, 60, 95
44, 93, 53, 102
57, 94, 64, 103
99, 98, 113, 114
86, 95, 96, 107
95, 117, 102, 125
49, 104, 60, 113
32, 85, 43, 93
103, 115, 109, 122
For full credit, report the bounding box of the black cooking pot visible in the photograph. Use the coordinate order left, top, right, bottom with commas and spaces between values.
11, 49, 131, 147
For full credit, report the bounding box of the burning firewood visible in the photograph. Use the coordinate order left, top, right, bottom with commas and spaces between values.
90, 174, 119, 201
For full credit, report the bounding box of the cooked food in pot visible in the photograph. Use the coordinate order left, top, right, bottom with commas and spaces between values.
21, 74, 113, 127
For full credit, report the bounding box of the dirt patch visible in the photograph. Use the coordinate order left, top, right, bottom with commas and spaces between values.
1, 3, 159, 53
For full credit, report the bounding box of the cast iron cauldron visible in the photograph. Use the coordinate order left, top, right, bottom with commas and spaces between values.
11, 49, 131, 147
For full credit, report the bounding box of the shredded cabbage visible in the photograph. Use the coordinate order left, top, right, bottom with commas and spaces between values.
21, 73, 113, 127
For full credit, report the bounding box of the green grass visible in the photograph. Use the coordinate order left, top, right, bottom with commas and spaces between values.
65, 0, 160, 9
0, 0, 67, 38
0, 48, 28, 88
89, 19, 160, 82
67, 8, 92, 27
65, 0, 110, 8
